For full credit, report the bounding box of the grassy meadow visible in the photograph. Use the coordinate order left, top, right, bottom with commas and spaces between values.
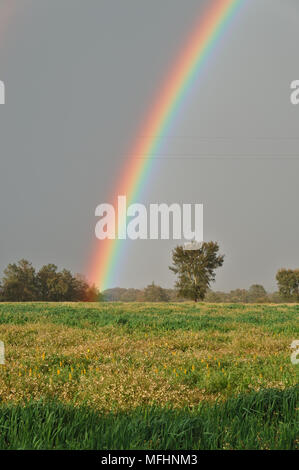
0, 302, 298, 449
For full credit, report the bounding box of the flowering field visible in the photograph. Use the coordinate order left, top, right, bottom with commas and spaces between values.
0, 302, 298, 449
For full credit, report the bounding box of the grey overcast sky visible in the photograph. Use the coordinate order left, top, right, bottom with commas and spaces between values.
0, 0, 298, 292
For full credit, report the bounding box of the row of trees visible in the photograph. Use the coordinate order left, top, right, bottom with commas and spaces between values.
205, 286, 279, 303
0, 247, 298, 303
0, 260, 99, 302
103, 283, 296, 303
103, 243, 225, 302
103, 242, 298, 303
169, 243, 299, 303
103, 284, 182, 302
103, 284, 281, 303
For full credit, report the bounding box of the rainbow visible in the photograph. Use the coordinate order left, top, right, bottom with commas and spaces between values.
0, 1, 17, 48
88, 0, 245, 292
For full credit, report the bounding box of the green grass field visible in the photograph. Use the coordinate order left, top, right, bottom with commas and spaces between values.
0, 302, 298, 449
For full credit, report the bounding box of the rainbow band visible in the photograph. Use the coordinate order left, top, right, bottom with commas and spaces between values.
89, 0, 245, 291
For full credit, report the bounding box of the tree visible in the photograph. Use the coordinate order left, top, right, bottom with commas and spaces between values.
247, 284, 268, 303
169, 242, 224, 302
205, 289, 228, 303
276, 269, 299, 302
0, 260, 100, 302
1, 259, 38, 301
37, 266, 96, 302
119, 288, 142, 302
228, 288, 249, 303
36, 264, 60, 301
103, 288, 129, 301
73, 274, 101, 302
268, 291, 283, 303
141, 282, 169, 302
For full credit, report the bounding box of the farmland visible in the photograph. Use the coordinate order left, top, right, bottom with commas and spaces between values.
0, 302, 298, 449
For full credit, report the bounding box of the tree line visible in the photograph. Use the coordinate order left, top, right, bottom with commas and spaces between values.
103, 283, 182, 302
0, 260, 100, 302
169, 242, 299, 303
0, 245, 298, 302
102, 282, 294, 303
103, 243, 299, 303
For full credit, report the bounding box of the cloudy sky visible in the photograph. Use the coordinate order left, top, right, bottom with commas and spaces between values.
0, 0, 298, 292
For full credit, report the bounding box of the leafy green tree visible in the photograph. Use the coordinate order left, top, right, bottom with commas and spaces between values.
0, 260, 100, 302
276, 269, 299, 302
141, 282, 169, 302
36, 264, 60, 301
205, 289, 228, 302
228, 288, 249, 303
1, 259, 38, 301
247, 284, 268, 303
169, 242, 224, 302
119, 288, 143, 302
267, 291, 283, 303
102, 288, 129, 301
53, 269, 88, 301
73, 274, 101, 302
164, 288, 183, 302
